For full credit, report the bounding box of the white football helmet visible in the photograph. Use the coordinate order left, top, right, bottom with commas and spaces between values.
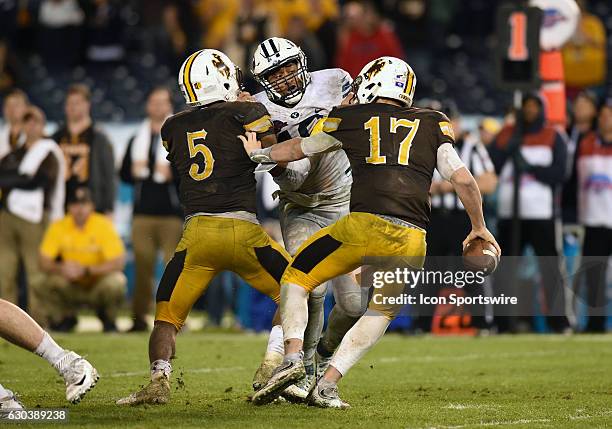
178, 49, 242, 107
252, 37, 311, 106
352, 57, 416, 107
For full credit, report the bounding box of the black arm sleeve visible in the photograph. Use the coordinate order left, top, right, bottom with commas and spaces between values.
0, 154, 58, 190
119, 138, 135, 184
530, 133, 568, 186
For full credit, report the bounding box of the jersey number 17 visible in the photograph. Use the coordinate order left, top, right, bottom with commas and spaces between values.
364, 116, 420, 166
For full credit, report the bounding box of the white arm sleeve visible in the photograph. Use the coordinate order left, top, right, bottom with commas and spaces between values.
300, 132, 343, 156
436, 143, 465, 181
273, 158, 311, 191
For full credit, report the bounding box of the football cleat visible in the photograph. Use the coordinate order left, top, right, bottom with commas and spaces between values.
0, 389, 24, 413
282, 363, 316, 402
55, 351, 99, 404
282, 372, 316, 403
308, 382, 350, 409
252, 359, 305, 405
252, 351, 283, 391
116, 372, 170, 406
315, 352, 332, 379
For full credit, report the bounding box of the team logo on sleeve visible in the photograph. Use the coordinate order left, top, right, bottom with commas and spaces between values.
439, 121, 455, 139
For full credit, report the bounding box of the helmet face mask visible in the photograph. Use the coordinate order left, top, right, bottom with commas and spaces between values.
178, 49, 242, 107
261, 59, 307, 105
252, 38, 311, 106
353, 57, 416, 107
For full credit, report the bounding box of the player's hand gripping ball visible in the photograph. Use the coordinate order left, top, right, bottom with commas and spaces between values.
462, 238, 500, 276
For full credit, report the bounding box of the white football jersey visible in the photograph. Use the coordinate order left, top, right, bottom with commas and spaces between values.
254, 68, 353, 206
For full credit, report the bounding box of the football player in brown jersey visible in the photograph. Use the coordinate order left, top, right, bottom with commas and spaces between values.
117, 50, 291, 406
244, 57, 501, 408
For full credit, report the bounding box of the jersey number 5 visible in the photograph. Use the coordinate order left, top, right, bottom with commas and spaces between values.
187, 130, 215, 181
365, 116, 420, 165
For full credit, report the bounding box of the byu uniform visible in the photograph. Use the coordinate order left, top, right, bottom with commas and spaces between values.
254, 68, 364, 316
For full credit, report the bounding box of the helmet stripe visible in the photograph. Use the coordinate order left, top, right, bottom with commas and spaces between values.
269, 39, 279, 54
183, 50, 202, 103
404, 71, 414, 96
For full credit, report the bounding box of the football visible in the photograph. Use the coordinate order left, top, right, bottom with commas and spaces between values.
462, 237, 500, 276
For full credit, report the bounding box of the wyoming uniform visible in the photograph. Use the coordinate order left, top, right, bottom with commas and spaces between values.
118, 49, 294, 407
249, 57, 497, 409
280, 103, 455, 309
155, 99, 291, 330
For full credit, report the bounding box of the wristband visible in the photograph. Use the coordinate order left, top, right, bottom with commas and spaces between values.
249, 147, 273, 163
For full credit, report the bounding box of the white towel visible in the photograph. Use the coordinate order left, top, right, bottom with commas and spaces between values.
0, 124, 24, 160
130, 119, 170, 183
7, 138, 66, 223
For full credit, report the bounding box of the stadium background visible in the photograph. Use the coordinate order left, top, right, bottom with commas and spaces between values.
0, 0, 611, 332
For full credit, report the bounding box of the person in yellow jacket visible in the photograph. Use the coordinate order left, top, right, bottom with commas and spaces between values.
37, 187, 126, 332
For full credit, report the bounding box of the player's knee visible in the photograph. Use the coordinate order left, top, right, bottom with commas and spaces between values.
366, 301, 399, 321
336, 293, 366, 319
309, 283, 327, 301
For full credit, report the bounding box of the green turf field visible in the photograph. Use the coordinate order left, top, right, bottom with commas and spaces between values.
1, 333, 611, 428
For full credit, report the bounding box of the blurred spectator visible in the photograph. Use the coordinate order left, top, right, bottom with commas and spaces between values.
562, 0, 607, 96
381, 0, 431, 74
489, 94, 570, 333
82, 0, 126, 67
195, 0, 239, 50
0, 106, 65, 323
576, 99, 612, 333
283, 14, 326, 71
562, 90, 599, 224
478, 117, 502, 147
37, 187, 126, 332
223, 0, 274, 82
154, 1, 199, 73
0, 89, 28, 160
119, 87, 182, 332
52, 84, 116, 214
37, 0, 85, 69
477, 117, 502, 230
273, 0, 339, 67
335, 0, 404, 78
305, 0, 340, 67
0, 39, 21, 95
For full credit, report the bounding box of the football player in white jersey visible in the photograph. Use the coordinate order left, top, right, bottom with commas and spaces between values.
249, 37, 365, 401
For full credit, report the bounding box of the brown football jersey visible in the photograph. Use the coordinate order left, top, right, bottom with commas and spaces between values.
323, 103, 455, 228
161, 101, 274, 217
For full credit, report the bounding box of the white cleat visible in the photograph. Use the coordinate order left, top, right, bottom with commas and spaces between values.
56, 351, 99, 404
252, 359, 305, 405
252, 351, 283, 391
0, 390, 24, 414
308, 382, 350, 409
283, 370, 316, 403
